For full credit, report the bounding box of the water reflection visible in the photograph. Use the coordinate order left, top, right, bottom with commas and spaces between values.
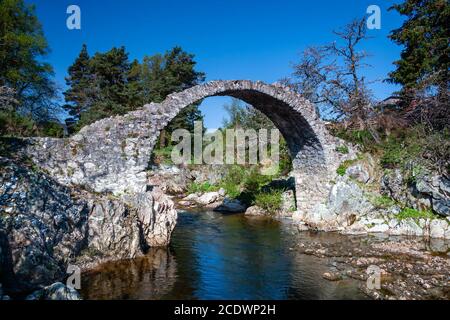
81, 248, 176, 300
81, 211, 367, 300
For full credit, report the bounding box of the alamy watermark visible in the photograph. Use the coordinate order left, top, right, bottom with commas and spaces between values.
170, 121, 280, 175
366, 5, 381, 30
366, 265, 381, 290
66, 264, 81, 290
66, 5, 81, 30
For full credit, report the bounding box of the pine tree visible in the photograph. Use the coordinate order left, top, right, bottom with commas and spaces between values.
0, 0, 56, 121
139, 47, 205, 146
63, 44, 92, 129
65, 46, 141, 130
388, 0, 449, 97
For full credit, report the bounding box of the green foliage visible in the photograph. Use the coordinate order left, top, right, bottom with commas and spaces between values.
150, 145, 174, 165
0, 110, 63, 138
243, 167, 273, 193
218, 165, 246, 198
0, 0, 58, 133
187, 181, 219, 194
64, 46, 142, 131
388, 0, 449, 95
63, 45, 205, 135
335, 145, 349, 154
378, 126, 449, 175
334, 125, 449, 175
39, 121, 65, 138
222, 98, 275, 130
0, 111, 35, 137
396, 207, 437, 221
332, 128, 376, 151
221, 98, 293, 176
254, 189, 283, 214
220, 180, 241, 199
278, 138, 293, 175
369, 195, 396, 209
215, 164, 286, 214
336, 159, 356, 176
380, 134, 421, 168
141, 47, 205, 147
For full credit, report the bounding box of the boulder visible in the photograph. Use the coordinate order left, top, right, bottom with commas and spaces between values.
346, 164, 370, 184
214, 198, 247, 213
26, 282, 81, 300
245, 206, 270, 216
0, 157, 178, 294
382, 170, 449, 217
197, 192, 220, 205
328, 176, 373, 216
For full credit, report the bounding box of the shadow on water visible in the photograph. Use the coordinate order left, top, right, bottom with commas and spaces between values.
80, 211, 367, 300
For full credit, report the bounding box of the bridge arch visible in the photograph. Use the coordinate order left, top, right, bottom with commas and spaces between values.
29, 80, 344, 215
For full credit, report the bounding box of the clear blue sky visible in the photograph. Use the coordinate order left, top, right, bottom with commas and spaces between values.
31, 0, 404, 129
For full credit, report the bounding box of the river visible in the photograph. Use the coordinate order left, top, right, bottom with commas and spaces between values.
80, 210, 368, 300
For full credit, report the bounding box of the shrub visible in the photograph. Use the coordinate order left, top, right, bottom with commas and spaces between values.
219, 180, 241, 199
243, 167, 273, 193
254, 189, 283, 214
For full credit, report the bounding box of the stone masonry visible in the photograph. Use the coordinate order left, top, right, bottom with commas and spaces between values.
24, 80, 347, 215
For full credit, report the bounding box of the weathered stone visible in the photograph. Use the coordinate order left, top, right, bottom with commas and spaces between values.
197, 192, 220, 205
245, 205, 270, 216
26, 282, 81, 300
346, 164, 370, 184
280, 190, 296, 215
328, 176, 373, 216
381, 169, 408, 204
322, 272, 342, 281
215, 198, 247, 213
19, 80, 345, 216
429, 219, 447, 239
0, 158, 177, 294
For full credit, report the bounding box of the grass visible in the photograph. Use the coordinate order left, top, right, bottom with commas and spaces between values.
369, 195, 397, 209
187, 181, 219, 194
336, 159, 357, 176
151, 145, 175, 165
335, 145, 349, 154
396, 207, 437, 221
254, 189, 283, 214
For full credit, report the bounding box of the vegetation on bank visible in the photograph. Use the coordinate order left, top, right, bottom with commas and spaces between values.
186, 165, 288, 214
396, 208, 437, 221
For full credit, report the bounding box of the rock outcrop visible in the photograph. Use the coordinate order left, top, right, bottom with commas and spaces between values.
293, 166, 450, 239
0, 157, 177, 297
26, 282, 81, 300
381, 170, 450, 216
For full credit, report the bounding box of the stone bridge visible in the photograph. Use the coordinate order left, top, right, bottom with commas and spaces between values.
27, 80, 347, 215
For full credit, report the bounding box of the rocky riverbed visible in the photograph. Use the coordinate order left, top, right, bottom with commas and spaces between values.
292, 230, 449, 300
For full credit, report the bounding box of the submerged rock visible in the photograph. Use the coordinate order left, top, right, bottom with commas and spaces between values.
26, 282, 81, 300
214, 198, 247, 213
245, 205, 270, 216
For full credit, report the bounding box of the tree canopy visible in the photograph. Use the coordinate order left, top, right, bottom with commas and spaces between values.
388, 0, 449, 97
0, 0, 60, 136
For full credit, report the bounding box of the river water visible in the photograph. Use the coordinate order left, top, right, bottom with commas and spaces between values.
80, 210, 368, 300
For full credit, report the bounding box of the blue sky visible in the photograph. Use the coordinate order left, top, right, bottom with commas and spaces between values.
31, 0, 405, 129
